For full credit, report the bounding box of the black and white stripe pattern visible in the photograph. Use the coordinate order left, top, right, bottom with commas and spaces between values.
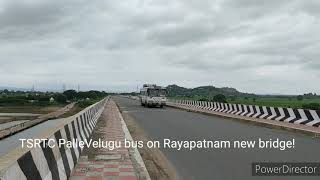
0, 98, 108, 180
170, 99, 320, 128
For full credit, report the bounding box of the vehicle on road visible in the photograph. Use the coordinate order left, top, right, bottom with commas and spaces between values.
140, 84, 167, 108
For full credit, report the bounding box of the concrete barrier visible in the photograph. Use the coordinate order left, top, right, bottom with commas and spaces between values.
168, 99, 320, 128
0, 97, 108, 180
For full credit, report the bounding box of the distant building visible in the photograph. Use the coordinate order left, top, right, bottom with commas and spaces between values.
50, 97, 55, 103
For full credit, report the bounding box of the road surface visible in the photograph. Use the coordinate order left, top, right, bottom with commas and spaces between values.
113, 96, 320, 180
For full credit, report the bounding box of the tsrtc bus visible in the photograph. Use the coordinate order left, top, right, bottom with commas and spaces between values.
140, 84, 167, 108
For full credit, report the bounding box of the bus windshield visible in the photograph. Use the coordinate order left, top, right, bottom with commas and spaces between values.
148, 89, 166, 97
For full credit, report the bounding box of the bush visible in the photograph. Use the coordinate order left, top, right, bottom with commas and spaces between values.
77, 100, 97, 108
198, 97, 209, 101
63, 90, 77, 100
297, 95, 303, 101
302, 103, 320, 110
54, 94, 67, 104
213, 94, 227, 103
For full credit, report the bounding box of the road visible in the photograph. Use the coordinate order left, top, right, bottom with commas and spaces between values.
113, 96, 320, 180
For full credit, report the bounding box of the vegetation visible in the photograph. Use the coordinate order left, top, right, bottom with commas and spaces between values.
166, 84, 253, 97
0, 89, 107, 108
167, 85, 320, 110
227, 96, 320, 110
302, 103, 320, 110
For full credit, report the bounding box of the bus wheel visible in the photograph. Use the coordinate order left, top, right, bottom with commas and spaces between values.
160, 105, 164, 108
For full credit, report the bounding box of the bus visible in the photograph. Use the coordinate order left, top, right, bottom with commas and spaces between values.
140, 84, 167, 108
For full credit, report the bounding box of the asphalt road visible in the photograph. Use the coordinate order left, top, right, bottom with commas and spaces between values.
113, 96, 320, 180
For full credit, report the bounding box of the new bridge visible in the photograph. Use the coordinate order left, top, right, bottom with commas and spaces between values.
0, 96, 319, 180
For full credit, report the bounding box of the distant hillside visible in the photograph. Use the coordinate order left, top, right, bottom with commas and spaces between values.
166, 84, 253, 97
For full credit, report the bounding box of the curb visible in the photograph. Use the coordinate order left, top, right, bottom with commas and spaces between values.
117, 105, 151, 180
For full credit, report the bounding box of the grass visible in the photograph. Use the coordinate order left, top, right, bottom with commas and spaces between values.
228, 97, 320, 109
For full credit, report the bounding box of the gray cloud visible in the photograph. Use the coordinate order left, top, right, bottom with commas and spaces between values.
0, 0, 319, 94
0, 1, 64, 27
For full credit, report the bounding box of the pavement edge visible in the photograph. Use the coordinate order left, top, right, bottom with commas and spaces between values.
117, 105, 151, 180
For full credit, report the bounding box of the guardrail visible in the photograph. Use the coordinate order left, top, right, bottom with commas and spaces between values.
0, 97, 109, 180
168, 99, 320, 128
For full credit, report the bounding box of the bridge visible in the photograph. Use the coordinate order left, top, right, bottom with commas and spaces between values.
0, 96, 319, 180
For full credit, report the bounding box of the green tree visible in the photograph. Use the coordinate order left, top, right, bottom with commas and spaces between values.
63, 90, 77, 100
297, 95, 303, 101
54, 94, 67, 103
213, 94, 227, 103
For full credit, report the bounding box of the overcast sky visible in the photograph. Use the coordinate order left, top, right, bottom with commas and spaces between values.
0, 0, 319, 94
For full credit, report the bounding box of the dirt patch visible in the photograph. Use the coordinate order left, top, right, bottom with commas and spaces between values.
58, 105, 83, 118
121, 111, 179, 180
0, 116, 36, 124
39, 106, 63, 113
0, 105, 63, 114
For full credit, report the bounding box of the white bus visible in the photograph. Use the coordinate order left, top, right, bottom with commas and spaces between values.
140, 84, 167, 108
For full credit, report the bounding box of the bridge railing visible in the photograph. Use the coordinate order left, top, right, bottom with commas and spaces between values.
0, 97, 109, 180
167, 99, 320, 128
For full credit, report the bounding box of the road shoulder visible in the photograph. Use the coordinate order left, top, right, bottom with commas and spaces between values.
118, 104, 179, 180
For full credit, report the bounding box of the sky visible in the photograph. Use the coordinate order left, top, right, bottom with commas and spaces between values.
0, 0, 319, 94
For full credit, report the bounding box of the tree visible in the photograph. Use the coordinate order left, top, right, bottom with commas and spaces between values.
297, 95, 303, 101
63, 90, 77, 100
54, 94, 67, 103
213, 94, 227, 103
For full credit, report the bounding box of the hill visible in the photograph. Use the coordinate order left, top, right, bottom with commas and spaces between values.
166, 84, 253, 97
